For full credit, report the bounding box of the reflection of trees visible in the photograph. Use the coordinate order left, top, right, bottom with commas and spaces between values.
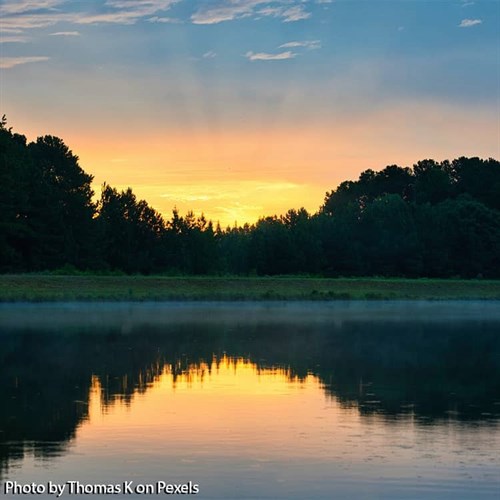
0, 332, 93, 475
1, 317, 500, 474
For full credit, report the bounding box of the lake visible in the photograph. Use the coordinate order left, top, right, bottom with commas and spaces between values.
1, 301, 499, 499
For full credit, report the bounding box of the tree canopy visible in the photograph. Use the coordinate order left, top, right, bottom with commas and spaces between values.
1, 118, 499, 277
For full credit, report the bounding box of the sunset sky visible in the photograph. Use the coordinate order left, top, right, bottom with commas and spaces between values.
1, 0, 499, 226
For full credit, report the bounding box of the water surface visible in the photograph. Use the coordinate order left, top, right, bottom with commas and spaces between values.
1, 301, 499, 499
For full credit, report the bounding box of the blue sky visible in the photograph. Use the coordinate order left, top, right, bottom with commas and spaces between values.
1, 0, 499, 224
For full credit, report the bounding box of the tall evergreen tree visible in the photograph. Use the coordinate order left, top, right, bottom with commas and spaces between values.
28, 136, 96, 269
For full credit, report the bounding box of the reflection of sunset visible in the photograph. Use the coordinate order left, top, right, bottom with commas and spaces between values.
75, 355, 500, 476
81, 357, 363, 460
79, 356, 499, 471
4, 339, 500, 498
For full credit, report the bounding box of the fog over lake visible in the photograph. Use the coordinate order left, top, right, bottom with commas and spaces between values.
1, 301, 499, 499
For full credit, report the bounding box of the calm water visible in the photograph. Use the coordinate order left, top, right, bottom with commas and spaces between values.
1, 301, 500, 499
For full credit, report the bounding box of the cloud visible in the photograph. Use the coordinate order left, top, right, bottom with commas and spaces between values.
50, 31, 80, 36
0, 1, 64, 15
0, 0, 180, 31
104, 0, 178, 9
0, 1, 69, 30
192, 1, 264, 24
279, 40, 321, 50
0, 13, 70, 31
0, 56, 49, 68
2, 0, 311, 31
148, 16, 181, 23
203, 51, 217, 59
246, 38, 320, 62
458, 18, 482, 28
0, 36, 29, 43
161, 187, 235, 203
158, 180, 299, 225
192, 0, 311, 25
75, 0, 180, 25
74, 12, 141, 25
281, 6, 310, 22
0, 28, 25, 34
245, 50, 296, 61
257, 7, 282, 18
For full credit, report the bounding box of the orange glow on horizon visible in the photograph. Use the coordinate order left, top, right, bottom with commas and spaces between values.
9, 101, 499, 227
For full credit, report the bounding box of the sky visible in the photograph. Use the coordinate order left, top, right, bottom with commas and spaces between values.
1, 0, 499, 226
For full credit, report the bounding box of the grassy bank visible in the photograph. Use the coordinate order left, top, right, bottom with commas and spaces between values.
1, 275, 500, 301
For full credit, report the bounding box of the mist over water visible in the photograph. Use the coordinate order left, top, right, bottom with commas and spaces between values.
2, 300, 500, 328
1, 301, 499, 499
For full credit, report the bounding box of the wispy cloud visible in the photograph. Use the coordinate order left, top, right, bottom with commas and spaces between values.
75, 1, 180, 26
0, 56, 49, 69
159, 181, 298, 222
50, 31, 80, 36
257, 4, 311, 23
2, 0, 312, 31
279, 40, 321, 50
203, 51, 217, 59
192, 0, 311, 25
0, 1, 64, 15
104, 0, 179, 10
0, 1, 67, 30
246, 38, 319, 62
74, 12, 140, 25
148, 16, 181, 23
0, 36, 29, 43
192, 1, 264, 24
75, 0, 180, 25
0, 28, 25, 34
281, 6, 310, 22
245, 50, 296, 61
0, 0, 180, 31
161, 186, 235, 203
0, 13, 70, 31
458, 18, 482, 28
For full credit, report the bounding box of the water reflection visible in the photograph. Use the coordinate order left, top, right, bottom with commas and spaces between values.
1, 302, 500, 498
83, 358, 330, 461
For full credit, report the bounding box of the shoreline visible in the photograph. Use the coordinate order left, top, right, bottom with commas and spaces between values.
1, 275, 500, 302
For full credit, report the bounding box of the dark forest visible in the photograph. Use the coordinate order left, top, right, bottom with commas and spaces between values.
1, 117, 499, 277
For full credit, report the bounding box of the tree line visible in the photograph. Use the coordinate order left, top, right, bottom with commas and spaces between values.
1, 117, 499, 277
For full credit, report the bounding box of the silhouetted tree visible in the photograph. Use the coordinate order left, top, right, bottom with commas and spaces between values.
28, 136, 96, 269
413, 159, 452, 204
450, 157, 500, 211
162, 209, 218, 274
416, 197, 500, 278
0, 118, 33, 270
359, 194, 422, 276
217, 224, 252, 275
97, 185, 164, 273
249, 216, 295, 275
1, 119, 499, 277
281, 208, 324, 273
